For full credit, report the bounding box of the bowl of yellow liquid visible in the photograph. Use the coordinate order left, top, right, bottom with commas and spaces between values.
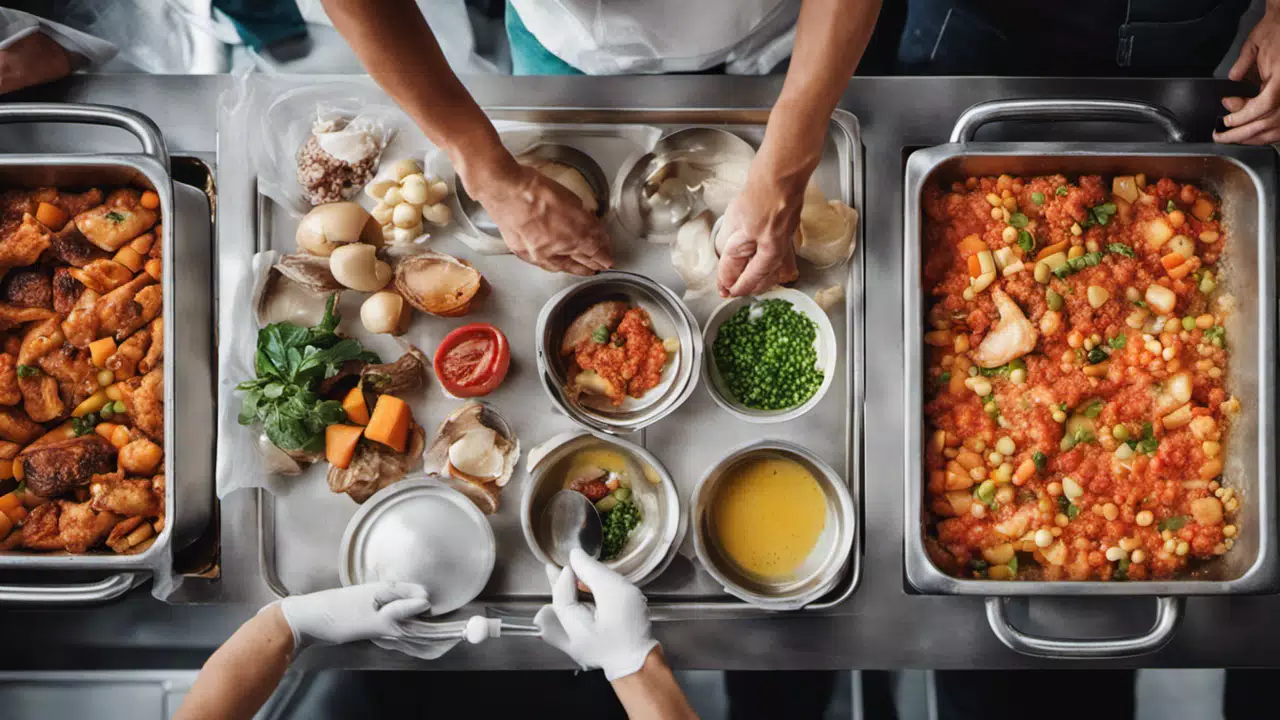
691, 440, 855, 610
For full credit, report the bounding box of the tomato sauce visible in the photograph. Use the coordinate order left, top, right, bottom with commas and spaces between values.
922, 174, 1239, 581
574, 307, 667, 404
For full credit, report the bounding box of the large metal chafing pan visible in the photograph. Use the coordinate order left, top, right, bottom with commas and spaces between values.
904, 99, 1278, 658
0, 104, 205, 604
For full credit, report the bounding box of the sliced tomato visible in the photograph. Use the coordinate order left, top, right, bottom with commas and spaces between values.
433, 323, 510, 397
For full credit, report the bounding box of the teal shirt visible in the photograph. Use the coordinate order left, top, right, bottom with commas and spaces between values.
505, 0, 583, 76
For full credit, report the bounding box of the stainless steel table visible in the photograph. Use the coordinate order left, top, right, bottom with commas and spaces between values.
0, 73, 1277, 670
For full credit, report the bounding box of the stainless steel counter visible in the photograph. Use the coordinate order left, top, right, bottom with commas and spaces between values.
1, 73, 1278, 670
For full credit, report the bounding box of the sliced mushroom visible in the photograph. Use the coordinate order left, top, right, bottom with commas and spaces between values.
393, 251, 483, 316
253, 254, 343, 327
423, 401, 521, 515
360, 344, 429, 395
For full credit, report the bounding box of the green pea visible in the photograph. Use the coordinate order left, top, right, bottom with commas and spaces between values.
1031, 191, 1046, 205
1112, 425, 1130, 442
1046, 290, 1063, 311
1182, 316, 1196, 331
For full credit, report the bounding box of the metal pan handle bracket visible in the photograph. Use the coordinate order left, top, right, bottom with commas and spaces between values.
0, 103, 169, 170
0, 573, 140, 605
950, 99, 1187, 144
985, 596, 1182, 659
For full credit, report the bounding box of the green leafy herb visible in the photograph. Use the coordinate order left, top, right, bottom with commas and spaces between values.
1081, 203, 1118, 229
1106, 242, 1135, 257
1082, 399, 1105, 418
971, 559, 989, 573
939, 371, 951, 384
1204, 325, 1227, 348
104, 210, 126, 223
1016, 229, 1035, 253
1056, 186, 1069, 197
1009, 212, 1030, 229
237, 294, 380, 453
601, 499, 642, 561
1166, 200, 1177, 213
1086, 347, 1108, 365
1132, 422, 1159, 455
1052, 251, 1103, 279
71, 413, 99, 437
1060, 426, 1096, 452
1032, 451, 1046, 471
591, 325, 610, 344
1067, 504, 1081, 519
1114, 556, 1130, 581
1158, 515, 1188, 532
1109, 334, 1127, 350
1008, 555, 1019, 574
977, 357, 1026, 378
15, 364, 39, 379
1031, 192, 1045, 205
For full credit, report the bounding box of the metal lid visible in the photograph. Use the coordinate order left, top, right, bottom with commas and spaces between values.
339, 477, 496, 616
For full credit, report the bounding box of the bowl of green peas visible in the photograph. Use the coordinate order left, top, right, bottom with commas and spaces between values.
702, 288, 838, 423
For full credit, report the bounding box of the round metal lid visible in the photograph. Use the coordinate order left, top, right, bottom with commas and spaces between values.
339, 477, 496, 616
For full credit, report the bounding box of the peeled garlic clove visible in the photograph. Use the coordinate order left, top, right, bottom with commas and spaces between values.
424, 179, 450, 206
814, 284, 845, 313
381, 222, 396, 243
330, 243, 392, 292
360, 290, 410, 335
370, 202, 394, 225
423, 203, 452, 227
389, 158, 420, 180
392, 202, 420, 229
365, 178, 397, 201
400, 174, 428, 205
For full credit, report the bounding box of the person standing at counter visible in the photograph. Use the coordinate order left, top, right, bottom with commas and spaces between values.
320, 0, 882, 297
175, 550, 697, 720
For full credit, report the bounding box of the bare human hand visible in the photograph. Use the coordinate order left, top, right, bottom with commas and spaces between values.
0, 32, 72, 95
1216, 0, 1280, 145
715, 167, 802, 298
460, 151, 612, 276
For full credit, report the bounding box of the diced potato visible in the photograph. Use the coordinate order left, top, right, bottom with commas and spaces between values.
1191, 196, 1215, 222
982, 543, 1015, 565
1145, 284, 1177, 315
1168, 234, 1196, 260
1190, 497, 1224, 526
1163, 403, 1193, 429
1145, 218, 1174, 248
1041, 540, 1068, 566
1112, 176, 1139, 203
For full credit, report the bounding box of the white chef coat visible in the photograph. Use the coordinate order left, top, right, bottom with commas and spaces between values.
508, 0, 801, 75
0, 8, 117, 69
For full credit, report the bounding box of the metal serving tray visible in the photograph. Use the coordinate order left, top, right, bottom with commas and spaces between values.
255, 108, 864, 617
903, 99, 1278, 657
0, 104, 215, 604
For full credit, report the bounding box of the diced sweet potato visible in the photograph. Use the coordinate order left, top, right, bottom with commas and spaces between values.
342, 385, 370, 425
364, 395, 410, 453
325, 424, 364, 470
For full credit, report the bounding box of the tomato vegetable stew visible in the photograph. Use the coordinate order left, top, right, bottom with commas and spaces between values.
922, 173, 1239, 581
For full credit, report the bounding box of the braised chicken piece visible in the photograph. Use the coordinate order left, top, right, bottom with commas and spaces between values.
0, 406, 43, 444
49, 188, 105, 221
21, 435, 117, 497
327, 423, 425, 504
48, 224, 109, 268
119, 368, 163, 440
69, 258, 134, 294
0, 303, 54, 332
118, 436, 162, 476
21, 502, 63, 551
0, 215, 52, 270
0, 269, 52, 310
74, 189, 158, 252
106, 327, 148, 381
96, 274, 155, 341
18, 316, 63, 367
58, 500, 119, 553
0, 353, 20, 406
18, 374, 63, 423
90, 476, 162, 517
2, 188, 104, 228
51, 268, 86, 315
106, 516, 155, 555
138, 318, 162, 375
61, 287, 100, 348
37, 344, 97, 408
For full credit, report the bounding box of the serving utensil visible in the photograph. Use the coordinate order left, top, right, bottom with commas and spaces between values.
542, 489, 603, 566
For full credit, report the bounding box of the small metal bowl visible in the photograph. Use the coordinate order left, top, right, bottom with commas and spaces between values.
521, 431, 684, 587
339, 477, 496, 616
457, 142, 610, 241
702, 287, 838, 424
536, 271, 702, 433
691, 440, 854, 610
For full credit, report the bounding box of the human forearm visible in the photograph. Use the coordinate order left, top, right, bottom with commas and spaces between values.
174, 605, 294, 720
610, 648, 698, 720
757, 0, 882, 188
320, 0, 512, 185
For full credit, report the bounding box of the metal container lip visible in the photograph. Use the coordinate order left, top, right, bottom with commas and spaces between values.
690, 439, 855, 610
520, 430, 684, 588
0, 153, 175, 572
340, 476, 496, 615
902, 144, 1279, 597
535, 271, 702, 434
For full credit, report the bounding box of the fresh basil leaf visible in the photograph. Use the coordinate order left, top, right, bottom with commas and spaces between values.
1033, 451, 1046, 471
1109, 334, 1127, 350
1106, 242, 1135, 257
1009, 212, 1029, 229
1016, 230, 1035, 253
262, 382, 285, 399
1067, 504, 1080, 519
1056, 186, 1069, 196
1083, 399, 1104, 418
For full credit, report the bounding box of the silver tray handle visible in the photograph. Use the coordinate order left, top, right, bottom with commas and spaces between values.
0, 573, 140, 605
950, 99, 1187, 144
985, 596, 1182, 659
0, 103, 169, 170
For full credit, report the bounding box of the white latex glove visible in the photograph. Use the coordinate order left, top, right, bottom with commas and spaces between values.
534, 549, 659, 681
277, 581, 430, 651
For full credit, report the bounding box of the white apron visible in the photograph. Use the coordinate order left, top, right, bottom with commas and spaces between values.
508, 0, 801, 75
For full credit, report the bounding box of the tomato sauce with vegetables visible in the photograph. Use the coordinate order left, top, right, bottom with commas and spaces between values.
922, 173, 1239, 581
574, 307, 667, 404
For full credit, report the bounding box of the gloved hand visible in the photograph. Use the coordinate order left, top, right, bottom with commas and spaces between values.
277, 581, 430, 651
534, 549, 659, 681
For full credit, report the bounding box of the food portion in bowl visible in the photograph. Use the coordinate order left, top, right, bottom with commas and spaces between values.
712, 298, 824, 411
0, 185, 166, 555
922, 173, 1238, 582
562, 447, 645, 561
710, 454, 827, 580
560, 300, 679, 408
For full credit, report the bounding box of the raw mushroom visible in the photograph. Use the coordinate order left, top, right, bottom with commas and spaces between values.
330, 243, 392, 292
671, 210, 717, 300
360, 290, 411, 335
295, 202, 384, 256
795, 184, 858, 268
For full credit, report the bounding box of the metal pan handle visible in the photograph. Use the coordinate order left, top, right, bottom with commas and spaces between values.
985, 596, 1182, 659
0, 573, 140, 605
0, 103, 169, 170
950, 99, 1186, 144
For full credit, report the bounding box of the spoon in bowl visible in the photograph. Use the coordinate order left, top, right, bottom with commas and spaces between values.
543, 489, 603, 567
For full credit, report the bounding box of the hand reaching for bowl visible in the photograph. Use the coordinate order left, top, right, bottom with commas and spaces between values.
1216, 1, 1280, 145
461, 152, 613, 276
715, 168, 802, 298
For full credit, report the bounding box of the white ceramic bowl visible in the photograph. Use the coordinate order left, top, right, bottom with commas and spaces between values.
702, 287, 838, 423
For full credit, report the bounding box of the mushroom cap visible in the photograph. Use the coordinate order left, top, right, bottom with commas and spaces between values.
296, 202, 384, 256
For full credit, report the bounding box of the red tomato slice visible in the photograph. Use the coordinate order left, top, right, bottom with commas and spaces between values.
433, 323, 510, 397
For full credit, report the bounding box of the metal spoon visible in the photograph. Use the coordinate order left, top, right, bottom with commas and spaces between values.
542, 489, 603, 566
